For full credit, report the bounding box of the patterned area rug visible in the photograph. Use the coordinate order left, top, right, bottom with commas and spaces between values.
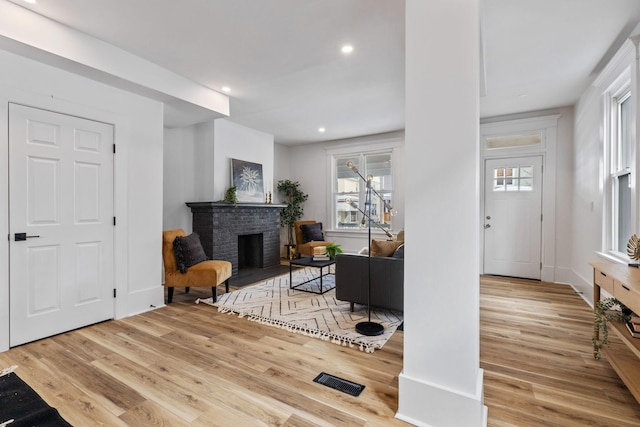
1, 366, 72, 427
196, 268, 403, 353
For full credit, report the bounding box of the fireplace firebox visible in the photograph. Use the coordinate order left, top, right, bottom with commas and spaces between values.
238, 233, 263, 270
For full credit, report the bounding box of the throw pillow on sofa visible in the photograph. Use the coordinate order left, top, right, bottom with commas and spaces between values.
173, 232, 208, 273
392, 244, 405, 259
300, 222, 324, 243
371, 239, 404, 257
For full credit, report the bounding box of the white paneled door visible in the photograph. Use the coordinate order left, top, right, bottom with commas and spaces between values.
483, 156, 543, 280
9, 104, 114, 346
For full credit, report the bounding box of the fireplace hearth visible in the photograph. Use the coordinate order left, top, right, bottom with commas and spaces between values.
186, 202, 286, 276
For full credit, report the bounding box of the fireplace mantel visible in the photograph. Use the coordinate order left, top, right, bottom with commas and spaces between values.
186, 202, 286, 276
186, 202, 287, 210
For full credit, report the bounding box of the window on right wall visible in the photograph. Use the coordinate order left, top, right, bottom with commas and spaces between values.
609, 87, 633, 255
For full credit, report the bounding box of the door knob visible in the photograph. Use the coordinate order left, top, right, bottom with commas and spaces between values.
14, 233, 40, 241
486, 216, 491, 220
484, 224, 491, 229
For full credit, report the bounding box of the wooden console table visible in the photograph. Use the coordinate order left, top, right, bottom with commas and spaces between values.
591, 262, 640, 403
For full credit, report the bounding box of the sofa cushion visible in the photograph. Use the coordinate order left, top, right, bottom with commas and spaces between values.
300, 222, 324, 243
335, 253, 404, 312
371, 239, 403, 257
173, 232, 208, 273
392, 244, 405, 259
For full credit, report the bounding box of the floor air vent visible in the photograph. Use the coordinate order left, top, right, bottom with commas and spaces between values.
313, 372, 365, 397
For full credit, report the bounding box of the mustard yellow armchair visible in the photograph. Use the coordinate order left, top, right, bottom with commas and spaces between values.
294, 220, 329, 257
162, 229, 232, 303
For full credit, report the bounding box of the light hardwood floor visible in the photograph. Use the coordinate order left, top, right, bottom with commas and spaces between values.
481, 275, 640, 427
1, 276, 640, 426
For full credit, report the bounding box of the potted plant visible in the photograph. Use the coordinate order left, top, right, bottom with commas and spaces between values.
220, 186, 238, 207
325, 242, 343, 259
592, 297, 631, 359
277, 180, 308, 258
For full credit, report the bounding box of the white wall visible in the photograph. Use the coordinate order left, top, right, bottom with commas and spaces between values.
554, 108, 575, 282
163, 126, 197, 233
0, 49, 164, 351
398, 0, 486, 425
213, 119, 275, 202
571, 39, 638, 302
194, 120, 217, 201
163, 118, 275, 235
275, 143, 293, 251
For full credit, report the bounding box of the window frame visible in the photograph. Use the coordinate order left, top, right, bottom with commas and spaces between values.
606, 80, 634, 258
326, 142, 399, 234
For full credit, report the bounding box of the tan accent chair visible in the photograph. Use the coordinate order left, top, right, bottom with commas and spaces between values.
162, 229, 232, 303
294, 220, 328, 257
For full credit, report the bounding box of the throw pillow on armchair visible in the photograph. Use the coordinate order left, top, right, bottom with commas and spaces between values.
300, 222, 324, 242
173, 232, 208, 273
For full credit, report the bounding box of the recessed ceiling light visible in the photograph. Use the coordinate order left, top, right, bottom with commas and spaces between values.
24, 0, 37, 4
318, 127, 326, 133
341, 45, 354, 54
221, 86, 231, 93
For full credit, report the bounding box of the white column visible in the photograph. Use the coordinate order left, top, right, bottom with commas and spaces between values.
397, 1, 487, 426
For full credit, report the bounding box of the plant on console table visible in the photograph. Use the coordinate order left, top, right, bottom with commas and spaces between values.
592, 297, 631, 360
277, 180, 308, 254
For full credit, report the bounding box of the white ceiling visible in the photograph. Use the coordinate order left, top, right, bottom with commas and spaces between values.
7, 0, 640, 145
481, 0, 640, 118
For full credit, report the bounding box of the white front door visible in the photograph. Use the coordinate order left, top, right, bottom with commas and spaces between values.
9, 104, 114, 346
483, 156, 543, 280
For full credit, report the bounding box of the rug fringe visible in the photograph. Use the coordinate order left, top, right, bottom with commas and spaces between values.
0, 365, 17, 377
214, 305, 377, 352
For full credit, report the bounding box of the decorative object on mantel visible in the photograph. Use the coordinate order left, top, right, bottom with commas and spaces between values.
196, 268, 403, 353
231, 158, 264, 203
628, 234, 640, 267
277, 179, 308, 259
592, 297, 632, 359
221, 186, 238, 207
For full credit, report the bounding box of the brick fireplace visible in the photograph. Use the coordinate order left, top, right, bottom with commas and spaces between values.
186, 202, 286, 276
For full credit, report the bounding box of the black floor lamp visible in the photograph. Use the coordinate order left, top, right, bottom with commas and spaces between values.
346, 161, 394, 336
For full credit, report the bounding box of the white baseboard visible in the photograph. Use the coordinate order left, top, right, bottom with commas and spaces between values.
117, 285, 164, 319
396, 370, 487, 427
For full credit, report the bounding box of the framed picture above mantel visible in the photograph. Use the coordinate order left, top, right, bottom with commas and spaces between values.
231, 158, 264, 203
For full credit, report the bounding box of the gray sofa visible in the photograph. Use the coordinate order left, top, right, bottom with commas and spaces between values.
334, 252, 403, 312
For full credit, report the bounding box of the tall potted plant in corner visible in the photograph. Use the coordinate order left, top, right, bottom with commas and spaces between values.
277, 179, 308, 259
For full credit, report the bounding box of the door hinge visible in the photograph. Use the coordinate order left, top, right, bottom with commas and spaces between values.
540, 262, 543, 270
541, 214, 543, 222
113, 144, 116, 154
113, 289, 117, 298
113, 217, 116, 226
